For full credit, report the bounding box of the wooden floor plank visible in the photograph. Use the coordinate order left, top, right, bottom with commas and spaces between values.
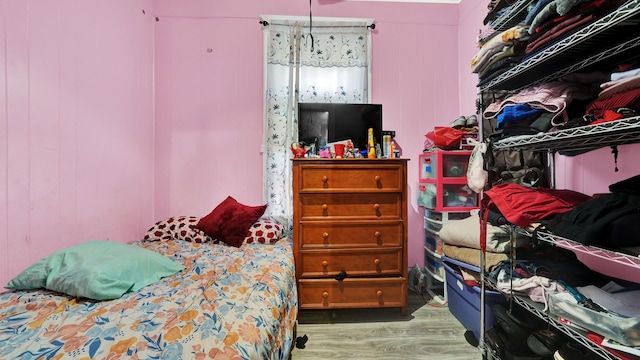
291, 291, 483, 360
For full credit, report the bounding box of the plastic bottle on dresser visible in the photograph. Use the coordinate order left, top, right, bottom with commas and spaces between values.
383, 135, 392, 158
367, 128, 376, 158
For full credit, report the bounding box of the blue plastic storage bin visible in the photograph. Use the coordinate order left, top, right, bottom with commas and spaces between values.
443, 257, 507, 341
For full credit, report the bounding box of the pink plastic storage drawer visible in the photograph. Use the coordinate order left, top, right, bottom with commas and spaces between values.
419, 151, 471, 183
418, 150, 478, 212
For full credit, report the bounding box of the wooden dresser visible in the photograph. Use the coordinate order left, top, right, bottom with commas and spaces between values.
292, 158, 408, 315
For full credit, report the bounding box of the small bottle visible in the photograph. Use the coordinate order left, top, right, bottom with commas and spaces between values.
367, 128, 376, 158
390, 140, 397, 158
383, 135, 391, 158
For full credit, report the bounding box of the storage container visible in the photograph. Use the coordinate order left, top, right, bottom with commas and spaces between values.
423, 208, 471, 222
418, 150, 478, 212
424, 207, 443, 220
443, 184, 478, 208
423, 210, 470, 255
419, 153, 437, 181
420, 208, 473, 305
423, 214, 443, 235
419, 151, 472, 182
417, 183, 436, 208
424, 233, 443, 256
425, 248, 444, 279
443, 257, 507, 341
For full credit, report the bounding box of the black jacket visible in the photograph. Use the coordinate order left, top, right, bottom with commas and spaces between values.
542, 174, 640, 247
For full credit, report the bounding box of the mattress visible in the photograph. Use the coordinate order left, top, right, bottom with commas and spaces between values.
0, 238, 298, 359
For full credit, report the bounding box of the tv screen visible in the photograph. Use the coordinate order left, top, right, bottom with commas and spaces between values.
298, 103, 383, 153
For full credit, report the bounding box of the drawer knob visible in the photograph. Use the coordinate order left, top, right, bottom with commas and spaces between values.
376, 290, 383, 297
373, 258, 381, 266
322, 291, 329, 299
322, 175, 328, 183
374, 231, 381, 238
322, 232, 329, 240
374, 175, 381, 182
373, 204, 380, 211
322, 204, 328, 211
322, 260, 328, 267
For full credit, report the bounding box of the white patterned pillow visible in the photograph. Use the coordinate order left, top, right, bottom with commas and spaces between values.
243, 219, 286, 244
143, 216, 215, 243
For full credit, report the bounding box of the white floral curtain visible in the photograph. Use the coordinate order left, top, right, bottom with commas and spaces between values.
261, 17, 372, 232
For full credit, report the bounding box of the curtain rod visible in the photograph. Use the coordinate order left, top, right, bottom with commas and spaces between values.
259, 20, 375, 29
259, 15, 375, 28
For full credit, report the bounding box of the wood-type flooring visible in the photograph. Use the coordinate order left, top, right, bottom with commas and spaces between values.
291, 291, 483, 360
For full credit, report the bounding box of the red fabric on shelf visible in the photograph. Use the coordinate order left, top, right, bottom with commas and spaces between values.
481, 183, 591, 229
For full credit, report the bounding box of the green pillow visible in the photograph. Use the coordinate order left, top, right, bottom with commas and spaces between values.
5, 240, 185, 300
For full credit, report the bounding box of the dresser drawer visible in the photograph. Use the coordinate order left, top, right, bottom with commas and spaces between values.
298, 221, 403, 248
298, 278, 406, 309
299, 193, 402, 219
298, 248, 403, 278
297, 164, 404, 192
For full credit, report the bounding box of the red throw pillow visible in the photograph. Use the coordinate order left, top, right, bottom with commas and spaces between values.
196, 196, 267, 247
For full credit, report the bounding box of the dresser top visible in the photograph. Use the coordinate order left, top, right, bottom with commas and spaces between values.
292, 158, 409, 163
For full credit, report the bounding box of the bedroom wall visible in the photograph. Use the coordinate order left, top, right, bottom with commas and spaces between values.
152, 0, 462, 269
154, 0, 640, 270
0, 1, 155, 287
3, 0, 637, 289
458, 0, 484, 117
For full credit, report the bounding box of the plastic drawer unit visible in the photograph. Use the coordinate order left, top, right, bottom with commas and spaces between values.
418, 150, 478, 212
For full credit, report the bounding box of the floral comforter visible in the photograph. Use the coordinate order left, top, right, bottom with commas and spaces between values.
0, 239, 298, 360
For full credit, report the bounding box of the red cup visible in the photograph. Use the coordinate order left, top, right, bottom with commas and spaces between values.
334, 144, 345, 158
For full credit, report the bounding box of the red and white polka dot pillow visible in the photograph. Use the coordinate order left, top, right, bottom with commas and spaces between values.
143, 216, 215, 243
243, 219, 286, 245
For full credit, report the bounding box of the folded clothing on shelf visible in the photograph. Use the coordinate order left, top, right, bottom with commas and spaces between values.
548, 292, 640, 347
542, 174, 640, 248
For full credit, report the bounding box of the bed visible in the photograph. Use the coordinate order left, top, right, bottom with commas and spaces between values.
0, 198, 298, 360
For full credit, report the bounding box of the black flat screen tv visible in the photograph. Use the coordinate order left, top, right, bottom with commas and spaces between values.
297, 103, 382, 152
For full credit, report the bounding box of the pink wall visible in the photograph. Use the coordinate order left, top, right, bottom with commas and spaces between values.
458, 0, 485, 117
152, 16, 267, 220
149, 0, 640, 267
0, 1, 155, 287
3, 0, 639, 289
554, 146, 640, 194
152, 0, 461, 269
